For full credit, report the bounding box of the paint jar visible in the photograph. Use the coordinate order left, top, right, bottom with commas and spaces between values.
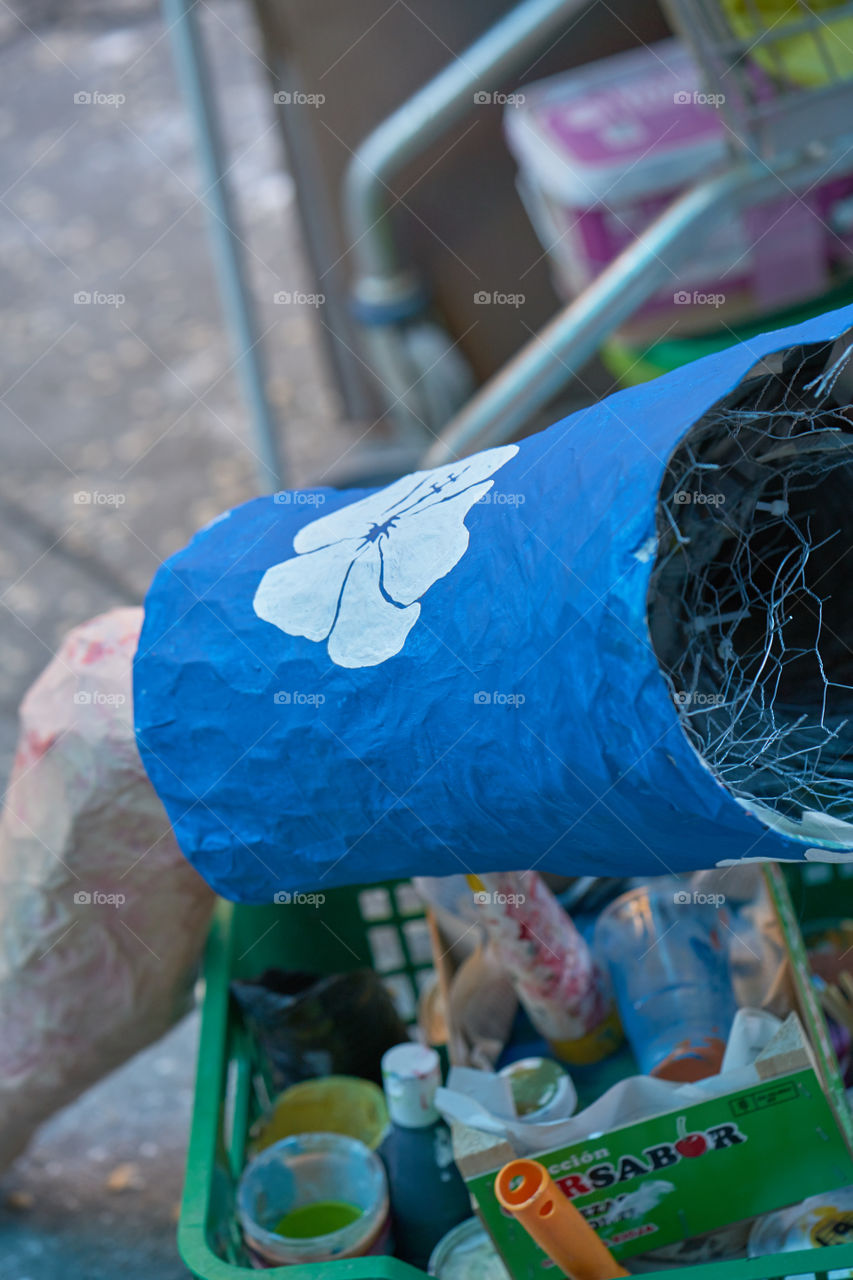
236, 1132, 390, 1267
595, 881, 737, 1078
498, 1058, 576, 1122
249, 1076, 389, 1154
428, 1217, 512, 1279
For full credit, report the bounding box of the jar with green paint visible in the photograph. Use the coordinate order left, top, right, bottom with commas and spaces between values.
236, 1132, 391, 1266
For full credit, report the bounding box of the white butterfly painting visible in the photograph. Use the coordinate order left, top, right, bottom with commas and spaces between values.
253, 446, 518, 668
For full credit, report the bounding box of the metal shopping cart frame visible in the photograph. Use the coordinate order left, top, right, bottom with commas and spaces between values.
426, 0, 853, 461
163, 0, 853, 476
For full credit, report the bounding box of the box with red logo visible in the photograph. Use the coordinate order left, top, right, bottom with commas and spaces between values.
457, 868, 853, 1276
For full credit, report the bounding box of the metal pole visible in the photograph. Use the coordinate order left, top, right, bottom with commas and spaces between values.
344, 0, 591, 300
424, 147, 853, 464
164, 0, 284, 492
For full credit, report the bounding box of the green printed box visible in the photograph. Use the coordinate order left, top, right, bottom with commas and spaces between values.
457, 869, 853, 1279
469, 1064, 853, 1275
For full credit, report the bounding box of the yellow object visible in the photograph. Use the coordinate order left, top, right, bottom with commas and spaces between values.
810, 1206, 853, 1247
722, 0, 853, 87
249, 1076, 389, 1154
548, 1002, 623, 1066
495, 1158, 629, 1280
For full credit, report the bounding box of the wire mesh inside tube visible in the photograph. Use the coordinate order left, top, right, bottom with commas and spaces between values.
649, 332, 853, 835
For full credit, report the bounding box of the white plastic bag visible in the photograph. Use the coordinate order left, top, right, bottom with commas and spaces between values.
0, 608, 214, 1171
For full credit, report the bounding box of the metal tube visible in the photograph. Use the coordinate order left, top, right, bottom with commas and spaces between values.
164, 0, 284, 493
424, 148, 853, 465
344, 0, 590, 286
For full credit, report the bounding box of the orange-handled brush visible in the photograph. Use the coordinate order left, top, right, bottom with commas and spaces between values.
495, 1157, 629, 1280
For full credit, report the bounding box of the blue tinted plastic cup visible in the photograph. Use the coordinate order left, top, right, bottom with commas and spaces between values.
595, 881, 737, 1077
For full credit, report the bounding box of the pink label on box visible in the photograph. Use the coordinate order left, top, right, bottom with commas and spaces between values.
511, 40, 853, 318
541, 68, 721, 169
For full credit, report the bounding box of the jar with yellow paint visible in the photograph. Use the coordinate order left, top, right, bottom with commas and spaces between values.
248, 1075, 390, 1155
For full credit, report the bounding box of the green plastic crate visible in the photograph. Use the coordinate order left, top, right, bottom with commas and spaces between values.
179, 872, 853, 1280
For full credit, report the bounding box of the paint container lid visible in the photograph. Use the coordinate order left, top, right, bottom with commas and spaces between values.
381, 1043, 441, 1128
249, 1076, 390, 1153
498, 1057, 575, 1122
748, 1184, 853, 1256
428, 1216, 511, 1279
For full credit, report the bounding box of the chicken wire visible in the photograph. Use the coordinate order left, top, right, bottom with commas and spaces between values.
649, 334, 853, 832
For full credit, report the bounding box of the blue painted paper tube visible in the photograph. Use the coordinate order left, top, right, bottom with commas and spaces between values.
134, 304, 853, 900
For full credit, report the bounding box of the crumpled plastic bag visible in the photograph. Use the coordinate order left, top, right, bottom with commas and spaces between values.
437, 1009, 786, 1157
0, 608, 215, 1172
230, 967, 410, 1090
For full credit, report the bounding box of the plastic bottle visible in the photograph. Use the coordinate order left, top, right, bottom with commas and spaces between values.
470, 871, 621, 1064
378, 1043, 471, 1269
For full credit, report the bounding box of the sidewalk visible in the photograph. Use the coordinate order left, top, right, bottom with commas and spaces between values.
0, 0, 351, 776
0, 3, 348, 1275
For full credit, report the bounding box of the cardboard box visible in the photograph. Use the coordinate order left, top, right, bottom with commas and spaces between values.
443, 868, 853, 1277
